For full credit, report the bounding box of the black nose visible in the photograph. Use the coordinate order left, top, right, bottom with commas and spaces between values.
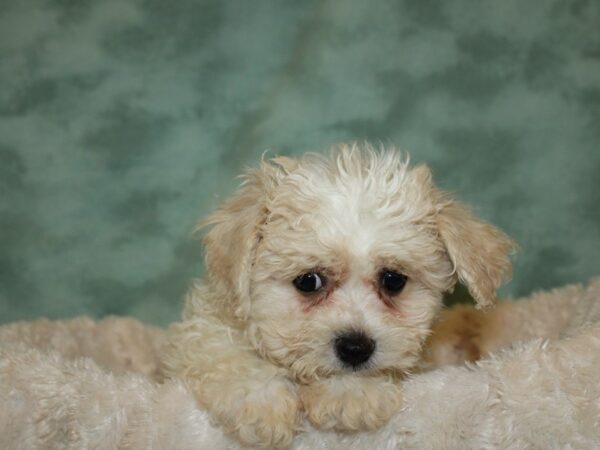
334, 331, 376, 368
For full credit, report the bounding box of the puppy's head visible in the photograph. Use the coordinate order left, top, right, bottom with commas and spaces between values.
202, 143, 516, 382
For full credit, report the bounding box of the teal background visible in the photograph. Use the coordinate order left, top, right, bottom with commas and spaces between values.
1, 0, 599, 326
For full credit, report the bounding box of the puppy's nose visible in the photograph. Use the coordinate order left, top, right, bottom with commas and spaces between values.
334, 331, 376, 367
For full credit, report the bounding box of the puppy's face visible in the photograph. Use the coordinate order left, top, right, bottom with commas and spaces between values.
202, 146, 516, 383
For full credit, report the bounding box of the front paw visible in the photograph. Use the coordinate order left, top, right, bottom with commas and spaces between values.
299, 376, 402, 432
204, 378, 302, 449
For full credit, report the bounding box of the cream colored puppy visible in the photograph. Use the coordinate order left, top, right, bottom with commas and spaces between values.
161, 143, 517, 448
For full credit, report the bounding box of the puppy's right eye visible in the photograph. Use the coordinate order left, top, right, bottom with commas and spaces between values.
379, 269, 408, 296
293, 272, 325, 293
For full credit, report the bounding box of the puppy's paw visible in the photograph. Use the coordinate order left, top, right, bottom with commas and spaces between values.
203, 377, 302, 449
299, 376, 402, 432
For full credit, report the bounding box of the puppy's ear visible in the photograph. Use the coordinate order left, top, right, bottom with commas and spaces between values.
201, 161, 286, 320
420, 165, 518, 309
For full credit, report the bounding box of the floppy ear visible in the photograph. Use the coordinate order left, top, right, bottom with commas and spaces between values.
436, 197, 517, 309
201, 160, 288, 320
410, 162, 518, 309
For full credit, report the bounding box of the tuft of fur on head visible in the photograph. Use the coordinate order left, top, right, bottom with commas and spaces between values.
196, 142, 517, 382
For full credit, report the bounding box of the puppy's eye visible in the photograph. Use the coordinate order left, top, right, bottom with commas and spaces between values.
293, 272, 325, 293
379, 270, 408, 295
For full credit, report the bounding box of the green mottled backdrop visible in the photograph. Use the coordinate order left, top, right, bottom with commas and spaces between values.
1, 0, 599, 326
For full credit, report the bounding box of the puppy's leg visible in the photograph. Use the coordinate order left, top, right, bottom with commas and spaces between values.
425, 283, 585, 367
299, 375, 402, 432
161, 318, 301, 449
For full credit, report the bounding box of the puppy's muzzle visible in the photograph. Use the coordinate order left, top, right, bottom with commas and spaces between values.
334, 331, 376, 368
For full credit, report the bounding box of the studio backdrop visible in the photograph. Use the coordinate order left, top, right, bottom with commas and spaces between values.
1, 0, 599, 325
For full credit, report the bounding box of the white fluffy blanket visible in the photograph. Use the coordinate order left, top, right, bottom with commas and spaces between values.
2, 300, 600, 449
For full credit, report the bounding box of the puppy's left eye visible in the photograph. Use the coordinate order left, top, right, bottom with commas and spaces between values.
379, 270, 408, 295
293, 272, 325, 293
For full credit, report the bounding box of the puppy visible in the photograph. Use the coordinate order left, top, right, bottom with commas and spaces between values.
161, 143, 516, 448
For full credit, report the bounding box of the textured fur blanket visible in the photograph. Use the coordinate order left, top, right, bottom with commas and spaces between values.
2, 281, 600, 449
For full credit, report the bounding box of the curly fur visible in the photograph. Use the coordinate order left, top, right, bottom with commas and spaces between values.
2, 143, 599, 449
161, 143, 517, 447
1, 278, 600, 449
